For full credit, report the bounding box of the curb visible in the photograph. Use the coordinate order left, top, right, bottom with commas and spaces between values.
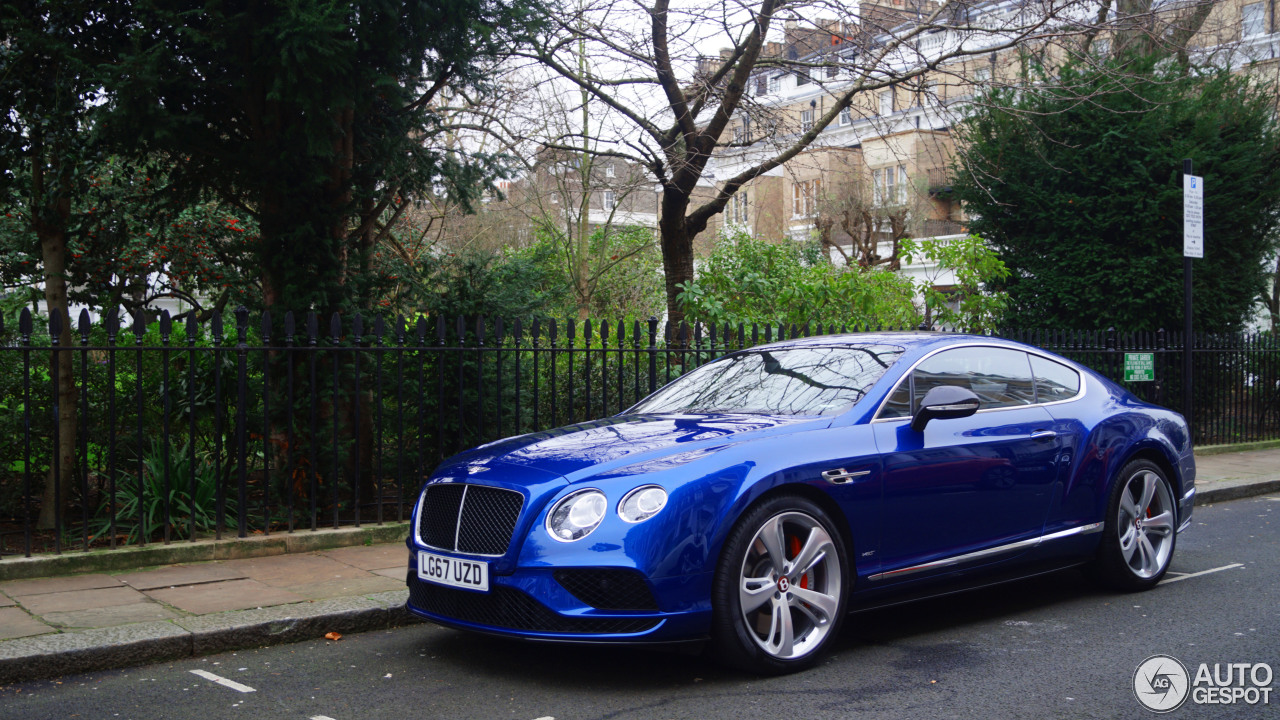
1194, 479, 1280, 506
1194, 439, 1280, 457
0, 523, 412, 582
0, 590, 421, 685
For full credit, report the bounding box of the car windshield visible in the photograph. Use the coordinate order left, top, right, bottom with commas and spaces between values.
629, 344, 905, 416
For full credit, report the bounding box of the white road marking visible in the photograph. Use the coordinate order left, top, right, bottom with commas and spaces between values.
311, 716, 337, 720
189, 669, 256, 693
1159, 563, 1244, 584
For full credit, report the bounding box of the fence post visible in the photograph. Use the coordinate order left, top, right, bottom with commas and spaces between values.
78, 310, 92, 551
49, 309, 63, 554
647, 316, 658, 395
133, 309, 148, 545
235, 306, 249, 538
159, 310, 172, 544
19, 308, 33, 557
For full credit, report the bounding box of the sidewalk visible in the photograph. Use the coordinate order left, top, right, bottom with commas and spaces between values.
1, 446, 1278, 685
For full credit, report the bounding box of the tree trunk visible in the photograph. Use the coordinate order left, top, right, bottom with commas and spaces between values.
658, 188, 697, 330
35, 218, 77, 531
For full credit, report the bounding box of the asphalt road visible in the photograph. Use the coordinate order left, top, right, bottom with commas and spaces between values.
3, 493, 1277, 720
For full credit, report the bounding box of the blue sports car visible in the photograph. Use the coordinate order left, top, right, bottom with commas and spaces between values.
405, 333, 1195, 673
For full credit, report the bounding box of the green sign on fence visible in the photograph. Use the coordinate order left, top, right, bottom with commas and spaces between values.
1124, 352, 1155, 382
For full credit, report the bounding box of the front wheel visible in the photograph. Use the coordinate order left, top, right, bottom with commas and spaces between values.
1091, 459, 1177, 591
710, 496, 849, 674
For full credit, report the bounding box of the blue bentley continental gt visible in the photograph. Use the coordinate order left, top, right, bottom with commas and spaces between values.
405, 333, 1195, 674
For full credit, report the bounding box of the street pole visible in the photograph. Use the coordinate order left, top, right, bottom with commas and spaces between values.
1177, 158, 1198, 420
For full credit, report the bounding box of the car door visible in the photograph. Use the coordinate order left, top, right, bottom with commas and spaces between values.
870, 346, 1063, 582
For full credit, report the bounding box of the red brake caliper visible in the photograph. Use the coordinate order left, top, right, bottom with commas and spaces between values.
788, 536, 809, 589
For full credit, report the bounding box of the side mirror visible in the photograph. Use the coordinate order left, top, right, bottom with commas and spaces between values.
911, 385, 981, 432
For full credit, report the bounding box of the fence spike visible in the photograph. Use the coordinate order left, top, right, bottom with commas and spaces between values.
514, 318, 524, 345
284, 310, 296, 339
19, 306, 32, 336
261, 310, 272, 343
395, 315, 406, 343
159, 309, 172, 342
353, 312, 364, 342
476, 316, 485, 346
329, 312, 341, 343
306, 311, 318, 344
49, 307, 63, 340
234, 305, 249, 343
133, 308, 148, 340
496, 317, 505, 342
186, 311, 199, 341
78, 309, 91, 340
374, 315, 386, 345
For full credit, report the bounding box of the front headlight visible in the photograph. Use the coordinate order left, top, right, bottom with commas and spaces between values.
618, 485, 667, 524
546, 489, 607, 542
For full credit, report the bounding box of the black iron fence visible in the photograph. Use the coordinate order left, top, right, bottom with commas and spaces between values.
2, 308, 1277, 558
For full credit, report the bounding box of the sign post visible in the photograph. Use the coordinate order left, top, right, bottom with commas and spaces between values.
1182, 159, 1202, 422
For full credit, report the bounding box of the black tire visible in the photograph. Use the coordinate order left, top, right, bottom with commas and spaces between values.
710, 495, 849, 675
1091, 459, 1178, 591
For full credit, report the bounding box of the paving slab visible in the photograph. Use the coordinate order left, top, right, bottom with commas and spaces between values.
371, 566, 406, 580
18, 586, 148, 616
0, 593, 15, 608
285, 575, 403, 600
221, 553, 371, 587
320, 544, 409, 571
43, 602, 181, 629
0, 573, 123, 598
115, 563, 246, 591
0, 607, 54, 641
144, 578, 305, 615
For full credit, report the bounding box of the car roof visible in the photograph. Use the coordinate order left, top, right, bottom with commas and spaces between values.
746, 331, 1023, 352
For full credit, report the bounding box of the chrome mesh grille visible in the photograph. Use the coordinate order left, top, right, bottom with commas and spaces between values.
418, 483, 523, 556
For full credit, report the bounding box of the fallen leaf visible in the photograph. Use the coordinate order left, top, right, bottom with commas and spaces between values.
325, 632, 342, 641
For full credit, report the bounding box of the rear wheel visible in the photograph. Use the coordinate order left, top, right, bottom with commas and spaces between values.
710, 495, 848, 674
1092, 459, 1177, 591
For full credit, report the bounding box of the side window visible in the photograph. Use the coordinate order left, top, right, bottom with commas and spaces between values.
912, 347, 1036, 409
1030, 354, 1081, 402
880, 378, 913, 418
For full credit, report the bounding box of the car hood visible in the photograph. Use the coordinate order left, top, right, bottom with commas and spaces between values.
436, 413, 826, 484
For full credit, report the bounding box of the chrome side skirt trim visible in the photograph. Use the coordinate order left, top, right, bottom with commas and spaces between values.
867, 522, 1103, 582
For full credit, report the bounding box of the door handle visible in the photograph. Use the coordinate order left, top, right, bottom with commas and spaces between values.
1031, 430, 1058, 440
822, 468, 871, 484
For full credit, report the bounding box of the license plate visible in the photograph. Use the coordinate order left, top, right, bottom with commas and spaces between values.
417, 550, 489, 592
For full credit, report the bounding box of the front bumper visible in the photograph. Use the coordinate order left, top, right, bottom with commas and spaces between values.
404, 558, 713, 643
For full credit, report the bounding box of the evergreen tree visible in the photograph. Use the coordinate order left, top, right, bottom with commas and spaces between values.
954, 56, 1280, 331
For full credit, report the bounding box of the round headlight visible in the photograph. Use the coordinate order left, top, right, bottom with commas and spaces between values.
618, 485, 668, 524
546, 489, 607, 542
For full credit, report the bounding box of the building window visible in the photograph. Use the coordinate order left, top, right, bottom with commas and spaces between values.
796, 71, 812, 87
973, 67, 991, 84
768, 75, 780, 94
839, 106, 852, 126
826, 63, 839, 79
756, 75, 768, 95
603, 190, 615, 210
878, 89, 894, 116
801, 109, 814, 132
728, 191, 750, 225
793, 179, 821, 217
873, 166, 907, 205
1243, 2, 1265, 38
605, 164, 615, 178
